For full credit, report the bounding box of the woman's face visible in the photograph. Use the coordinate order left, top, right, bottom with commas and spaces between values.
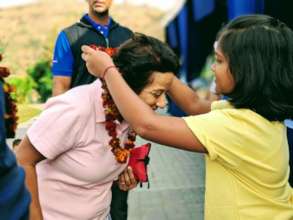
138, 72, 174, 110
211, 42, 235, 95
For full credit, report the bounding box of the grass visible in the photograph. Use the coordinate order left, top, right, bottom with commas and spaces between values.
17, 104, 42, 124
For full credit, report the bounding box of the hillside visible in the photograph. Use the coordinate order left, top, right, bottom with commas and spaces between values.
0, 0, 165, 76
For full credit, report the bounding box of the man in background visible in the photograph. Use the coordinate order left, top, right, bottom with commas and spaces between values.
51, 0, 133, 95
51, 0, 133, 219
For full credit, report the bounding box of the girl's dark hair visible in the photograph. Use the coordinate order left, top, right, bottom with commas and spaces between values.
217, 15, 293, 121
112, 33, 179, 94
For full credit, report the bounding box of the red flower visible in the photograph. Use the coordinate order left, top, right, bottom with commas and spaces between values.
99, 59, 136, 163
0, 67, 10, 77
105, 48, 117, 56
124, 140, 135, 150
109, 138, 120, 148
88, 45, 117, 56
105, 121, 116, 130
115, 148, 129, 163
0, 53, 18, 138
89, 44, 98, 50
108, 130, 117, 137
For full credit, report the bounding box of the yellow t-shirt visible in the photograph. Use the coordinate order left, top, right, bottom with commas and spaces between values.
184, 100, 293, 220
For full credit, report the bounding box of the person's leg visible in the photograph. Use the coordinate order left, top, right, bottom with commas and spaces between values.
110, 181, 129, 220
287, 127, 293, 186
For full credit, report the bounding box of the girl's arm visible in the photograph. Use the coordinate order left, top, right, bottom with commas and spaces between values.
81, 46, 206, 153
16, 136, 45, 220
167, 77, 212, 115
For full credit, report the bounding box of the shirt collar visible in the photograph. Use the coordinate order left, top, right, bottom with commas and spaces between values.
211, 100, 234, 111
83, 14, 111, 38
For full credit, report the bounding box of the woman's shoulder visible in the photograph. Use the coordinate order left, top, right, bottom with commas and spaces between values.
65, 79, 102, 102
186, 100, 282, 133
46, 80, 102, 111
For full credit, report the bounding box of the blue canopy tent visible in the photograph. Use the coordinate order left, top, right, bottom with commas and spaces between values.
166, 0, 224, 116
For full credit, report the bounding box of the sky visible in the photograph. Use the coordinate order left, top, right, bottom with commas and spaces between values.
0, 0, 37, 8
115, 0, 178, 11
0, 0, 179, 11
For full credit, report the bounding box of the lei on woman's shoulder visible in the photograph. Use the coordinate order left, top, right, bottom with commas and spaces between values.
90, 45, 136, 163
0, 53, 18, 138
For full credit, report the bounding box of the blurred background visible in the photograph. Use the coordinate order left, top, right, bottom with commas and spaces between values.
0, 0, 182, 123
1, 0, 292, 122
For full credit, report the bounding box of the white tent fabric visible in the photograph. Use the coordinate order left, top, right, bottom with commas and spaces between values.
0, 0, 38, 8
115, 0, 183, 12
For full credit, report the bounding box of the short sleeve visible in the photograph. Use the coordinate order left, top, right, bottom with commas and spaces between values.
183, 111, 245, 167
51, 31, 74, 76
27, 96, 85, 159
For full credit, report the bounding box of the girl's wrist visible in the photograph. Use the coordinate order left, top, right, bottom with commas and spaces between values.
102, 66, 117, 79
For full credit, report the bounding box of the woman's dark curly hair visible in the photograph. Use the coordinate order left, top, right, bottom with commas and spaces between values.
216, 15, 293, 121
112, 33, 179, 94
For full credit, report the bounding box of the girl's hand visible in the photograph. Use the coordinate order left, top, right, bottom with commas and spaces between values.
118, 166, 137, 191
81, 45, 115, 78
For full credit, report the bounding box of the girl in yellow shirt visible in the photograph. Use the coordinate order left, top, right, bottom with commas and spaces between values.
82, 14, 293, 220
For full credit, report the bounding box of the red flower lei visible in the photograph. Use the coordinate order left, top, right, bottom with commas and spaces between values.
90, 45, 136, 163
0, 53, 18, 138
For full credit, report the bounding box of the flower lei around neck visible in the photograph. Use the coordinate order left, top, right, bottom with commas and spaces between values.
90, 45, 136, 163
0, 53, 18, 138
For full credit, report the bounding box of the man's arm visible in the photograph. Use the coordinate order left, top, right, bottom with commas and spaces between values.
51, 31, 74, 96
52, 76, 71, 96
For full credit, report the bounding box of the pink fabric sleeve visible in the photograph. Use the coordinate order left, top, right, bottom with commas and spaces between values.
27, 96, 85, 159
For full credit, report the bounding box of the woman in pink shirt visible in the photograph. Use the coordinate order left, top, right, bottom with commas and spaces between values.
16, 33, 179, 220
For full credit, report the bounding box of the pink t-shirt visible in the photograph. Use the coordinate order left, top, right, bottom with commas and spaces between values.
27, 80, 129, 220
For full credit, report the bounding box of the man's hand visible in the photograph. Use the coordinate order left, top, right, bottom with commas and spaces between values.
118, 166, 137, 191
81, 45, 114, 78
